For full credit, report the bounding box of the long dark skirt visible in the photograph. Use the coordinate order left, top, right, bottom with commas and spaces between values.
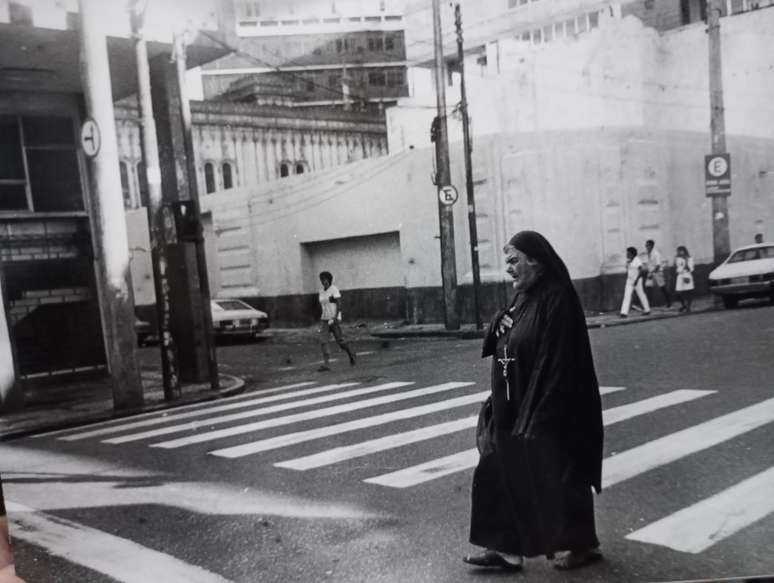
469, 431, 599, 558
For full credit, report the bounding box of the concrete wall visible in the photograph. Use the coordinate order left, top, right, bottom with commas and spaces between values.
194, 121, 774, 324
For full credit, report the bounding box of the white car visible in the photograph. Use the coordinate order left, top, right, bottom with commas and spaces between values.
708, 243, 774, 308
211, 299, 270, 339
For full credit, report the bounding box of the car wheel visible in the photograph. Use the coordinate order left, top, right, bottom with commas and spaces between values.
722, 296, 738, 309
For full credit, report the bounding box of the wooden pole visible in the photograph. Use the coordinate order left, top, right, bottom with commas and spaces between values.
708, 0, 731, 263
130, 0, 181, 400
455, 3, 482, 330
432, 0, 460, 330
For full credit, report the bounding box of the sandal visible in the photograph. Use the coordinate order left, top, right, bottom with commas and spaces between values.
553, 548, 603, 570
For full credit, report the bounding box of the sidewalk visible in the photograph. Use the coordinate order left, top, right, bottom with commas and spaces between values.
0, 371, 244, 441
369, 296, 718, 340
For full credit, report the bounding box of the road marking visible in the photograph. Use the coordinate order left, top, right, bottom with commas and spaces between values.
209, 390, 487, 459
52, 381, 318, 441
103, 382, 410, 444
603, 389, 715, 425
7, 503, 232, 583
603, 397, 774, 488
626, 466, 774, 553
275, 416, 478, 470
153, 382, 476, 450
364, 449, 480, 488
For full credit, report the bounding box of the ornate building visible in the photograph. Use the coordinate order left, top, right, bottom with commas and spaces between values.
115, 98, 388, 208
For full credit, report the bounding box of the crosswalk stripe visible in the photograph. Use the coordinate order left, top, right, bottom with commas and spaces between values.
8, 503, 232, 583
602, 389, 715, 425
55, 381, 320, 441
209, 390, 488, 459
625, 465, 774, 553
152, 382, 476, 450
603, 397, 774, 488
275, 416, 478, 470
277, 388, 707, 472
364, 450, 479, 488
103, 382, 410, 445
364, 386, 718, 489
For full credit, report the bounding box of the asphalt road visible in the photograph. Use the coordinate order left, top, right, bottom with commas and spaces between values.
3, 304, 774, 583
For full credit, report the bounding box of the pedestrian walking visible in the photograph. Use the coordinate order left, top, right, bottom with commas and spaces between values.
1, 475, 27, 583
644, 239, 671, 308
316, 271, 356, 372
620, 246, 650, 317
464, 231, 604, 572
674, 246, 695, 312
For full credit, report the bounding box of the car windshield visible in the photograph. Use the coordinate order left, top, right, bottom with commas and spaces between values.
727, 246, 774, 263
214, 300, 252, 311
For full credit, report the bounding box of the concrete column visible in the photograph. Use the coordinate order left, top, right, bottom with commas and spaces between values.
78, 0, 143, 410
0, 268, 22, 412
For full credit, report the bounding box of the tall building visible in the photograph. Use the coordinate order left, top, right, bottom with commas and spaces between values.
200, 0, 409, 112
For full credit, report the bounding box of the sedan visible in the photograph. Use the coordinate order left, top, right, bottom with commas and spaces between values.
708, 243, 774, 308
211, 298, 270, 339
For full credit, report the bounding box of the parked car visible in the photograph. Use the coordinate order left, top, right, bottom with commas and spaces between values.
135, 317, 154, 347
135, 299, 269, 345
708, 243, 774, 308
211, 298, 270, 339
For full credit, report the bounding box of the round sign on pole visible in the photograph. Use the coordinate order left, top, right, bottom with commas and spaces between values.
707, 155, 728, 178
80, 118, 101, 158
439, 185, 458, 206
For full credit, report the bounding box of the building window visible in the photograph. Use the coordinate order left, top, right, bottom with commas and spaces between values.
222, 162, 234, 189
336, 39, 343, 53
385, 35, 395, 51
589, 11, 599, 29
368, 37, 384, 52
577, 14, 588, 33
9, 2, 33, 26
295, 163, 305, 175
305, 79, 315, 92
0, 115, 84, 213
520, 31, 531, 42
136, 161, 148, 204
279, 163, 290, 178
119, 161, 132, 208
368, 72, 386, 86
386, 69, 404, 87
204, 162, 216, 193
532, 28, 542, 44
565, 18, 576, 36
543, 25, 553, 42
328, 74, 339, 87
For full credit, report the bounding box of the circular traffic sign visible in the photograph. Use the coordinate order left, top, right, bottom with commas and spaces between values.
707, 155, 728, 178
439, 185, 458, 206
80, 118, 101, 158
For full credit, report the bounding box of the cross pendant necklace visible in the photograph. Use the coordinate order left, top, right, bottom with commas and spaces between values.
497, 344, 516, 401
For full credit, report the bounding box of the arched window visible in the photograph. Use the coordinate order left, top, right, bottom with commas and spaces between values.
295, 163, 305, 175
222, 162, 233, 189
136, 161, 148, 204
204, 162, 216, 193
279, 163, 290, 178
119, 161, 132, 208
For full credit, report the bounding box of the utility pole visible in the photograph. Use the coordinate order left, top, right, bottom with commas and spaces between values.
432, 0, 460, 330
78, 0, 143, 410
708, 0, 731, 263
130, 0, 180, 400
174, 34, 219, 392
455, 3, 482, 330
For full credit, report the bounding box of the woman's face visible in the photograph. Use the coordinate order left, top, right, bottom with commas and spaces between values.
505, 247, 541, 293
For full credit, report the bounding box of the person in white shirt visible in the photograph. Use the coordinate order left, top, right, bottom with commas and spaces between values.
620, 247, 651, 318
317, 271, 356, 372
644, 239, 671, 308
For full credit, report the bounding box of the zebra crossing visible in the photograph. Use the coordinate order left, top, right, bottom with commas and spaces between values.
51, 377, 774, 555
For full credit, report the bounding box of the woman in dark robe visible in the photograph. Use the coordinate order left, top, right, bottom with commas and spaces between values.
464, 230, 604, 571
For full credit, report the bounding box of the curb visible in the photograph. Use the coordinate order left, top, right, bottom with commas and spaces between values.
0, 373, 246, 442
369, 305, 720, 340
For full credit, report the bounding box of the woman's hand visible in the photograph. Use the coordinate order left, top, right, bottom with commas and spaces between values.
496, 312, 514, 337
